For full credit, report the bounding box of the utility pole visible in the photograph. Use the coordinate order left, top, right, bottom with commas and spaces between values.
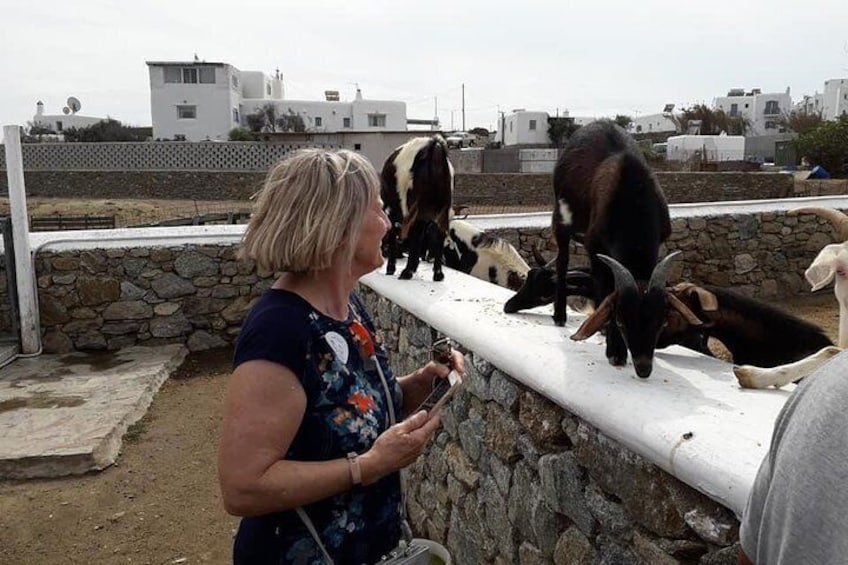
461, 83, 466, 131
434, 96, 438, 131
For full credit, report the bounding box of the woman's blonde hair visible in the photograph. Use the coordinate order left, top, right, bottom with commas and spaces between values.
238, 149, 380, 274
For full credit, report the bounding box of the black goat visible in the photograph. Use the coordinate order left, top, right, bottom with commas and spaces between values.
657, 283, 834, 367
508, 120, 685, 378
381, 136, 453, 281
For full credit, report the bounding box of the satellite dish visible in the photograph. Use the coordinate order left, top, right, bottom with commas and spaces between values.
62, 107, 71, 115
67, 96, 81, 114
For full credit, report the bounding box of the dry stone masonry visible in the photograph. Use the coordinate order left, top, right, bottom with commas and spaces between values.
360, 288, 740, 564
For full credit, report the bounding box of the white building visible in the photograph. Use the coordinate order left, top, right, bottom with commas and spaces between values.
501, 110, 550, 146
796, 78, 848, 120
31, 100, 106, 134
713, 87, 792, 136
147, 59, 408, 141
629, 113, 677, 135
666, 134, 745, 162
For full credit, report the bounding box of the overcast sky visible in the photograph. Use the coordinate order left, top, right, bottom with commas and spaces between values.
2, 0, 847, 141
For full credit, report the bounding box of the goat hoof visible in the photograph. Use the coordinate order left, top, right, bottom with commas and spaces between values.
553, 316, 567, 327
399, 270, 414, 280
386, 267, 396, 275
608, 355, 627, 367
433, 271, 445, 282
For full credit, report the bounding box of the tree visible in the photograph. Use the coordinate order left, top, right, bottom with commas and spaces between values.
778, 110, 823, 135
673, 104, 749, 136
229, 127, 258, 141
20, 121, 55, 143
245, 104, 306, 133
613, 114, 633, 130
62, 119, 147, 142
548, 117, 580, 148
794, 115, 848, 177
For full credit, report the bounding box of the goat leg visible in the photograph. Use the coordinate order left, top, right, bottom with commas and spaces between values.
734, 346, 842, 389
553, 220, 573, 327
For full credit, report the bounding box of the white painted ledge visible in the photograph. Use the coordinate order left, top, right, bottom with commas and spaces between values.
362, 261, 795, 516
466, 194, 848, 230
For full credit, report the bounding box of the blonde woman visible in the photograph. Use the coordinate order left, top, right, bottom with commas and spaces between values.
218, 149, 463, 564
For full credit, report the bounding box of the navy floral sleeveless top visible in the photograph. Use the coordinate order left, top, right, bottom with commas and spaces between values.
232, 289, 403, 565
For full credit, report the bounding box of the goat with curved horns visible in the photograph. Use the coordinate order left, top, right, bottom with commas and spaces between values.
570, 251, 704, 378
508, 120, 682, 378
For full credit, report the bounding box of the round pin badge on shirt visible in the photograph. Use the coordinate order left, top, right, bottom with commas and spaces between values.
323, 332, 349, 364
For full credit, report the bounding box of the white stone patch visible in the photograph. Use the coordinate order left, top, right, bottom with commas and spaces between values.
391, 137, 434, 218
558, 200, 573, 226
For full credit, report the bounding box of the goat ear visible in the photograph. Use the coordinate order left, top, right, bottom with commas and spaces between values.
806, 244, 844, 291
571, 292, 616, 341
666, 292, 705, 326
690, 286, 718, 311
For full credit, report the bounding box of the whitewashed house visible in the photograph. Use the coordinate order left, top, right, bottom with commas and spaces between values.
146, 59, 408, 141
31, 100, 106, 134
666, 134, 745, 162
501, 110, 550, 146
795, 78, 848, 120
629, 113, 677, 135
713, 87, 792, 136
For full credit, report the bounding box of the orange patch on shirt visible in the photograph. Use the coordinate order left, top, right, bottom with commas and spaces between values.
348, 391, 376, 413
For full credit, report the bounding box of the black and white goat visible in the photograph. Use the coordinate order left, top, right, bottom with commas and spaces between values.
732, 206, 848, 388
381, 135, 453, 281
443, 219, 530, 291
506, 120, 696, 378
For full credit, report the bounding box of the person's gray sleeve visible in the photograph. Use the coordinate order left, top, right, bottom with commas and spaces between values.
738, 352, 848, 564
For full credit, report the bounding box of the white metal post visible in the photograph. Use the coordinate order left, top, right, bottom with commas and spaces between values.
3, 125, 40, 354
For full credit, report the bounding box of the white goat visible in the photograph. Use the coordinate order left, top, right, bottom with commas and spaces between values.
734, 207, 848, 388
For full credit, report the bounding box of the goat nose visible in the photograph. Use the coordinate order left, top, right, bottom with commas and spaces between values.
633, 356, 654, 379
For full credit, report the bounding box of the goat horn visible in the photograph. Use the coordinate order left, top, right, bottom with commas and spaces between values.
666, 293, 704, 326
648, 251, 682, 291
789, 207, 848, 241
596, 254, 637, 293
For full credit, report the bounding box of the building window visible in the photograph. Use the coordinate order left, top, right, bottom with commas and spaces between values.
764, 100, 779, 115
368, 114, 386, 127
314, 116, 323, 127
177, 105, 196, 119
233, 108, 239, 123
182, 68, 198, 84
765, 120, 777, 129
529, 119, 537, 130
199, 67, 215, 84
56, 121, 63, 132
730, 103, 738, 117
354, 143, 362, 150
164, 67, 182, 83
509, 121, 513, 132
744, 103, 749, 109
231, 75, 239, 89
343, 117, 351, 128
266, 84, 271, 96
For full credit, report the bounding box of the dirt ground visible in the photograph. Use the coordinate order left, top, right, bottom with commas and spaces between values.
0, 198, 842, 564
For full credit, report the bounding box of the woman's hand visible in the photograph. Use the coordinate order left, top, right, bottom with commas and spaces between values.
359, 410, 442, 484
399, 349, 466, 417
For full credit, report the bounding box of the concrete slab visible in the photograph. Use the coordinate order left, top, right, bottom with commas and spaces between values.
0, 344, 187, 479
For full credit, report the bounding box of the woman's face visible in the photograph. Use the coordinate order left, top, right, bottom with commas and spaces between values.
352, 196, 391, 274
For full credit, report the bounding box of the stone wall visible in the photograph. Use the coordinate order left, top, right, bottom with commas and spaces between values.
32, 246, 272, 353
4, 205, 844, 353
2, 170, 797, 205
491, 209, 846, 299
360, 288, 740, 564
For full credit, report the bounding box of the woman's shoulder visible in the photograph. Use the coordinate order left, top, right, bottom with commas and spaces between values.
244, 289, 313, 328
